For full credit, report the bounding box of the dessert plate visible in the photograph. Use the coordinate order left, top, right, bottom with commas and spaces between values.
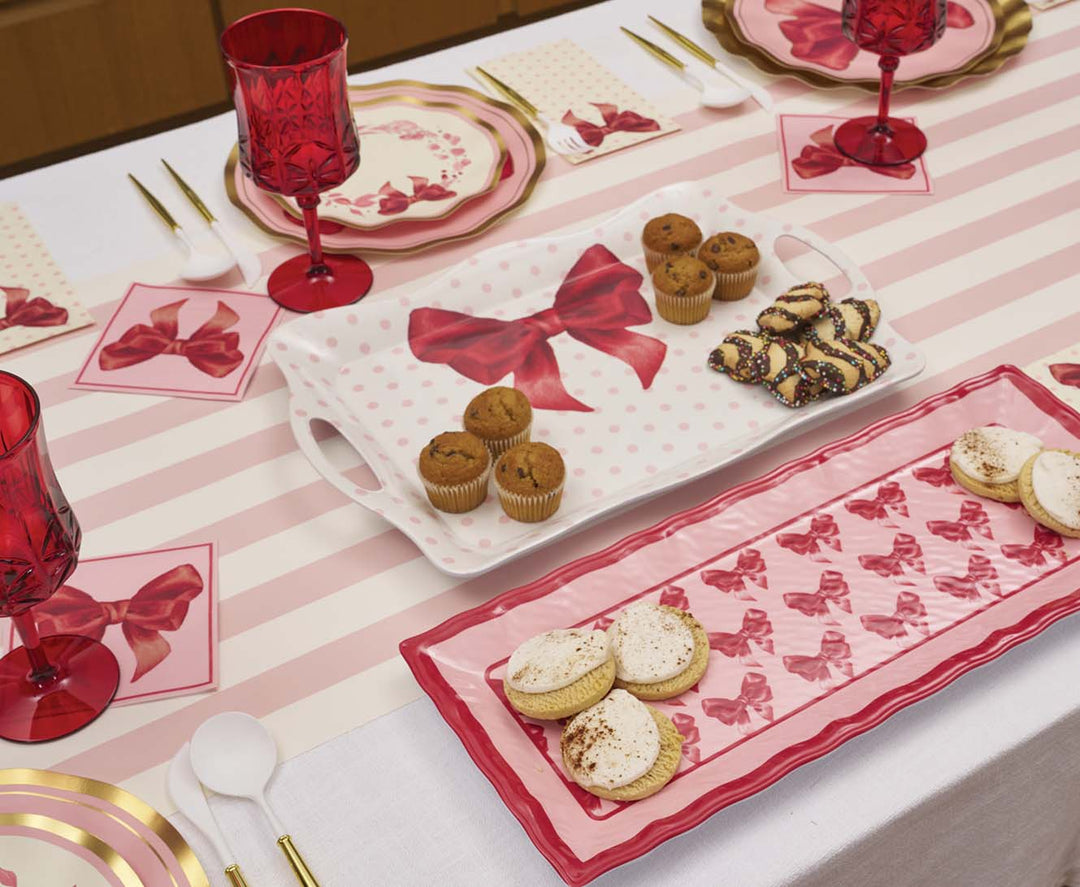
271, 180, 925, 577
400, 365, 1080, 885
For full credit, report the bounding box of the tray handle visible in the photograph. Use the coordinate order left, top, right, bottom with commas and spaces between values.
768, 223, 873, 297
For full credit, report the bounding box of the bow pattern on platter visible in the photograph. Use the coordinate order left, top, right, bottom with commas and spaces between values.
777, 514, 842, 562
858, 533, 926, 585
783, 630, 854, 688
702, 673, 774, 735
926, 500, 993, 549
783, 570, 852, 624
844, 482, 910, 527
700, 550, 768, 600
860, 591, 929, 642
709, 609, 774, 666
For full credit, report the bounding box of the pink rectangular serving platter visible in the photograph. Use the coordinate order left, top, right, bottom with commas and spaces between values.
400, 365, 1080, 885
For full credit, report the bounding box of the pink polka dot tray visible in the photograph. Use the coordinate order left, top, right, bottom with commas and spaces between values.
270, 181, 925, 577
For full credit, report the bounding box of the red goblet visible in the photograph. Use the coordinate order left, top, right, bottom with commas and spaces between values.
0, 372, 120, 742
834, 0, 947, 166
221, 8, 373, 313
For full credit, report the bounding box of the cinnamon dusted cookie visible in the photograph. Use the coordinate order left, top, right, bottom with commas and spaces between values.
707, 330, 771, 383
950, 426, 1044, 503
803, 298, 880, 343
1018, 449, 1080, 538
608, 602, 709, 700
801, 337, 890, 395
757, 282, 830, 336
503, 628, 616, 721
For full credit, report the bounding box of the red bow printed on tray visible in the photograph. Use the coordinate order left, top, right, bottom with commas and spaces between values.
377, 176, 457, 215
792, 125, 917, 181
34, 564, 204, 681
845, 482, 909, 526
561, 103, 659, 148
783, 570, 851, 624
765, 0, 974, 71
702, 673, 774, 735
858, 533, 925, 584
709, 609, 774, 666
926, 500, 993, 549
408, 244, 666, 412
860, 591, 929, 642
700, 549, 768, 600
670, 712, 702, 763
99, 299, 244, 378
933, 554, 1001, 600
1050, 364, 1080, 389
783, 630, 854, 688
1001, 525, 1068, 567
777, 514, 842, 562
0, 285, 68, 331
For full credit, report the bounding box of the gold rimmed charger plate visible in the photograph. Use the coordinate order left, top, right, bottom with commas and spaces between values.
270, 93, 510, 232
0, 769, 209, 887
702, 0, 1031, 90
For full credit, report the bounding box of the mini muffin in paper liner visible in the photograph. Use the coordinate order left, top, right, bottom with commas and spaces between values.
714, 264, 759, 301
496, 478, 565, 522
642, 236, 698, 274
653, 276, 715, 326
420, 463, 492, 513
480, 421, 532, 460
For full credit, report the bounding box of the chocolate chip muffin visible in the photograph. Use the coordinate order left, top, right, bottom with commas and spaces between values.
494, 441, 566, 522
418, 431, 491, 513
641, 213, 703, 272
463, 386, 533, 458
650, 255, 715, 325
698, 232, 760, 301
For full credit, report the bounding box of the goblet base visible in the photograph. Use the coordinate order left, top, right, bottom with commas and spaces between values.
268, 252, 373, 313
834, 116, 928, 167
0, 635, 120, 743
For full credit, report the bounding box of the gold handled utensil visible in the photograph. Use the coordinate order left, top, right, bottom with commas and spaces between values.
621, 27, 751, 109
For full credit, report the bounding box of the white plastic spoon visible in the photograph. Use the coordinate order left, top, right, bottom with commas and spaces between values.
191, 712, 320, 887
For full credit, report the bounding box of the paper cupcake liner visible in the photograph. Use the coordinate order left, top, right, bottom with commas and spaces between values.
480, 421, 532, 459
496, 479, 565, 522
420, 463, 491, 513
641, 236, 701, 273
653, 276, 715, 325
714, 264, 759, 301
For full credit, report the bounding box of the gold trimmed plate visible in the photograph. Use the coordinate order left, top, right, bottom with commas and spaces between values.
0, 769, 208, 887
702, 0, 1031, 90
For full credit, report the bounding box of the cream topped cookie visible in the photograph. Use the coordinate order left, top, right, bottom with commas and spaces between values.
561, 689, 660, 790
1030, 451, 1080, 530
506, 629, 610, 694
608, 602, 695, 684
951, 427, 1043, 485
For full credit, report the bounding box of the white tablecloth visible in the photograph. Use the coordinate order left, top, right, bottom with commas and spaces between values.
2, 0, 1079, 883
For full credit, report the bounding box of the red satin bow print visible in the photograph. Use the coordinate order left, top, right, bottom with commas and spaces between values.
765, 0, 974, 71
407, 244, 666, 412
709, 608, 774, 665
860, 591, 929, 640
1001, 525, 1068, 568
561, 103, 660, 148
670, 712, 701, 763
659, 584, 689, 610
783, 630, 854, 685
926, 500, 993, 548
777, 514, 842, 562
858, 533, 925, 583
0, 285, 68, 331
1050, 363, 1080, 389
845, 481, 910, 525
783, 570, 851, 623
377, 176, 457, 215
700, 549, 768, 601
702, 673, 774, 734
0, 867, 13, 887
933, 555, 1001, 600
99, 299, 245, 378
912, 456, 958, 490
792, 126, 917, 180
34, 564, 204, 681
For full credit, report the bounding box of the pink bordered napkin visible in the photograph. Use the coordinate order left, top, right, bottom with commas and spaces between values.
476, 38, 679, 164
72, 283, 281, 401
4, 543, 218, 706
777, 114, 933, 195
1025, 345, 1080, 412
0, 203, 94, 354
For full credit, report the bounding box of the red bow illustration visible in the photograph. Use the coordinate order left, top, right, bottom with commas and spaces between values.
845, 482, 909, 527
926, 500, 993, 549
561, 103, 659, 148
377, 176, 457, 215
709, 609, 774, 666
702, 673, 774, 735
670, 712, 701, 763
933, 554, 1001, 600
783, 630, 854, 688
0, 867, 14, 887
408, 244, 665, 412
783, 570, 851, 624
1050, 364, 1080, 389
659, 584, 689, 610
1001, 525, 1068, 568
858, 533, 925, 585
765, 0, 974, 71
860, 591, 929, 641
700, 549, 768, 601
33, 564, 204, 681
777, 514, 842, 562
0, 285, 68, 331
99, 299, 245, 378
793, 126, 916, 180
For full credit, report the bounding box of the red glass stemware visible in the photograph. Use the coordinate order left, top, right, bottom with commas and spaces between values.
221, 8, 373, 313
0, 372, 119, 743
834, 0, 947, 166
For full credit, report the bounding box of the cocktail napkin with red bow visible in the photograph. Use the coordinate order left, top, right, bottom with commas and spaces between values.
2, 543, 218, 706
777, 114, 933, 194
1024, 344, 1080, 412
475, 38, 679, 164
0, 203, 95, 354
72, 282, 281, 400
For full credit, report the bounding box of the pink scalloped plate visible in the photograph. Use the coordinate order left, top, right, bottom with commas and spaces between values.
401, 365, 1080, 885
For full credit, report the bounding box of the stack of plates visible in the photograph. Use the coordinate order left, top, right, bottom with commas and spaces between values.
226, 80, 546, 255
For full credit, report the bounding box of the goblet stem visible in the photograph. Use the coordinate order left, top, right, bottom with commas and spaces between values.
11, 610, 58, 685
876, 55, 900, 131
296, 194, 331, 277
